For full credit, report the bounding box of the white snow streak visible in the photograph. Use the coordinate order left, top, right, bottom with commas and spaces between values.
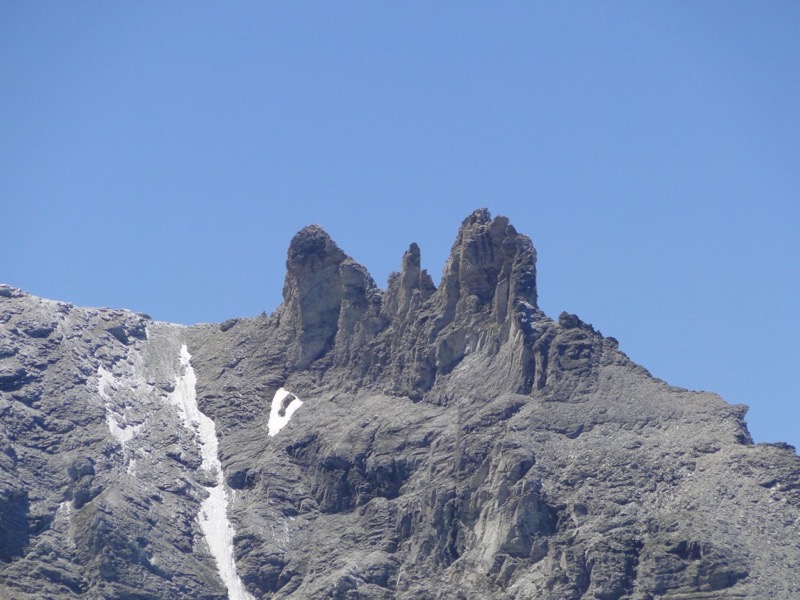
168, 345, 253, 600
268, 388, 303, 437
97, 366, 115, 398
98, 366, 142, 448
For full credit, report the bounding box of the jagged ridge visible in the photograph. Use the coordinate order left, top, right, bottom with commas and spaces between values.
0, 210, 799, 600
276, 209, 541, 399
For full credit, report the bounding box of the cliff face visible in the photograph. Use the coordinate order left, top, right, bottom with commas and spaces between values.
1, 210, 799, 600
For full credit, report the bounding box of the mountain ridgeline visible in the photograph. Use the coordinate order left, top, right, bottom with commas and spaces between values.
1, 209, 798, 599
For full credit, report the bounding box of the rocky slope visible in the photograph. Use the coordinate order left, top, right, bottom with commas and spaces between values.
1, 209, 799, 599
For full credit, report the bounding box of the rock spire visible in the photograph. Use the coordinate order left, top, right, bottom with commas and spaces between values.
277, 210, 541, 397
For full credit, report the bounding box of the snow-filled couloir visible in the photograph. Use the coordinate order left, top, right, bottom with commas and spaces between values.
168, 345, 253, 600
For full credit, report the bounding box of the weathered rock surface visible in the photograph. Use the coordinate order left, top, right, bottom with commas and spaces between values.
1, 210, 799, 599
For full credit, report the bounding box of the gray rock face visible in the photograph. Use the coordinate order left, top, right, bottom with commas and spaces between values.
1, 209, 799, 599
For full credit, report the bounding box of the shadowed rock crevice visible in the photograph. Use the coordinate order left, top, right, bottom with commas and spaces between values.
0, 489, 29, 560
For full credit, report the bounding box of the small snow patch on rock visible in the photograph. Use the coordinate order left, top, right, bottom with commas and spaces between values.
268, 388, 303, 437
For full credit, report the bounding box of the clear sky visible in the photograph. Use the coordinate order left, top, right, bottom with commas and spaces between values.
2, 3, 798, 450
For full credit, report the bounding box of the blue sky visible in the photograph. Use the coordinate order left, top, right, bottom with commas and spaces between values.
2, 2, 799, 449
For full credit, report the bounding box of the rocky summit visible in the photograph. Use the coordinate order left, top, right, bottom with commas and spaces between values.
1, 209, 799, 600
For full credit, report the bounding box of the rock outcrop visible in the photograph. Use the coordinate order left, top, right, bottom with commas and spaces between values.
273, 209, 543, 399
278, 224, 385, 370
1, 210, 799, 599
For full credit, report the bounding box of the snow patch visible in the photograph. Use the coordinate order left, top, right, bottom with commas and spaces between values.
97, 366, 115, 399
98, 366, 142, 449
168, 345, 253, 600
106, 412, 142, 445
268, 387, 303, 437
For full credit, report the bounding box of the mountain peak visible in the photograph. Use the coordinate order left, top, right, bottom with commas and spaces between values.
281, 223, 382, 369
285, 224, 344, 266
440, 208, 537, 322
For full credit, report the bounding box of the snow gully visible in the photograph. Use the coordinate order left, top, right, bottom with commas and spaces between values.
168, 345, 253, 600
